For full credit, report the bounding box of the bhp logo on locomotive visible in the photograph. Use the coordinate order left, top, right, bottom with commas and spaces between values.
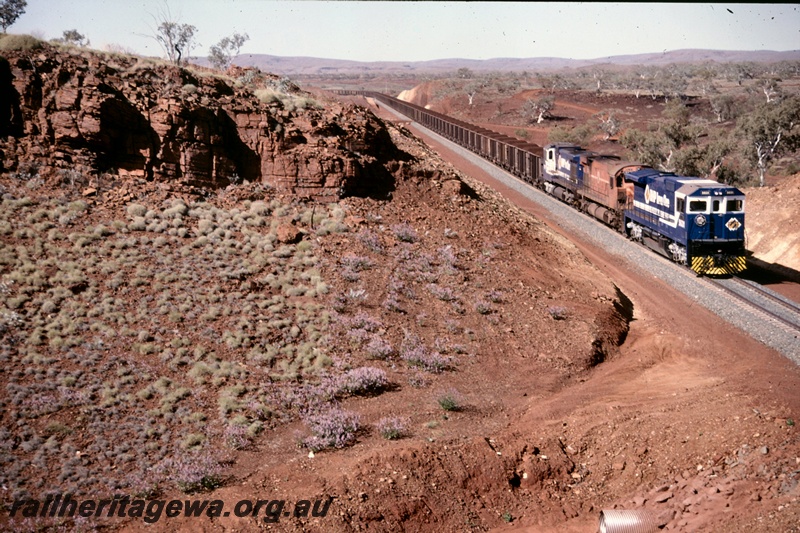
644, 185, 670, 208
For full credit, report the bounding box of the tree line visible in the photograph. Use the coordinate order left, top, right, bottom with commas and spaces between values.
443, 65, 800, 187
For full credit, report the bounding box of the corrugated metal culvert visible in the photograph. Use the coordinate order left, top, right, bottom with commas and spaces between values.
598, 510, 659, 533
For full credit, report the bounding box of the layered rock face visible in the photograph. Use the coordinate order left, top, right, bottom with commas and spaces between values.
0, 45, 396, 200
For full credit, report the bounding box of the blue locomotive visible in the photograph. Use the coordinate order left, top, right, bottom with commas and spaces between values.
623, 168, 746, 275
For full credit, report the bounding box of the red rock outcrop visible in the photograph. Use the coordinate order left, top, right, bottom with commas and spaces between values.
0, 45, 397, 201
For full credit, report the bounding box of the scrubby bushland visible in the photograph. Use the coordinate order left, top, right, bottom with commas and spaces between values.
0, 189, 360, 501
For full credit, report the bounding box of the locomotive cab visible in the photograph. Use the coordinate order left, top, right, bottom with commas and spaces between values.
679, 184, 746, 274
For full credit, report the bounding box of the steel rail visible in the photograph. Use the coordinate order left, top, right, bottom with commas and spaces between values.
708, 278, 800, 336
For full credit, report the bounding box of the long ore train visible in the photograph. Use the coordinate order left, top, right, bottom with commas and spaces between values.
336, 90, 747, 276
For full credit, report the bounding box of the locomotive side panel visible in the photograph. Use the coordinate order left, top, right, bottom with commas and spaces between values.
625, 170, 686, 245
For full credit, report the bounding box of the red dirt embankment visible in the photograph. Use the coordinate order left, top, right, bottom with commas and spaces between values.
744, 173, 800, 273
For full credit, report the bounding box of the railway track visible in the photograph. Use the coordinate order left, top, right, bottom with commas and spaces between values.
711, 276, 800, 335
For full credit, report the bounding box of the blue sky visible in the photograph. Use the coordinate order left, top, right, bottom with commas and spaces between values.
9, 2, 800, 62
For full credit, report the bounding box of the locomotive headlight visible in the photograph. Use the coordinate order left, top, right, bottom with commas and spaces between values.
695, 215, 707, 226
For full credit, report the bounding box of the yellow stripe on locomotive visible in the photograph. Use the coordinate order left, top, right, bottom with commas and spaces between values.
691, 256, 747, 275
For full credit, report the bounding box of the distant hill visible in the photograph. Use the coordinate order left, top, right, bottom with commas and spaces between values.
193, 49, 800, 76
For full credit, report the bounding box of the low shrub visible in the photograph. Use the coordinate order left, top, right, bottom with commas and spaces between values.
400, 332, 451, 373
391, 223, 418, 243
487, 290, 503, 303
156, 449, 222, 494
375, 416, 407, 440
437, 389, 463, 412
427, 283, 458, 302
357, 229, 384, 253
303, 407, 360, 451
339, 367, 387, 396
474, 300, 492, 315
547, 306, 569, 320
0, 34, 43, 51
365, 335, 394, 359
223, 424, 250, 450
